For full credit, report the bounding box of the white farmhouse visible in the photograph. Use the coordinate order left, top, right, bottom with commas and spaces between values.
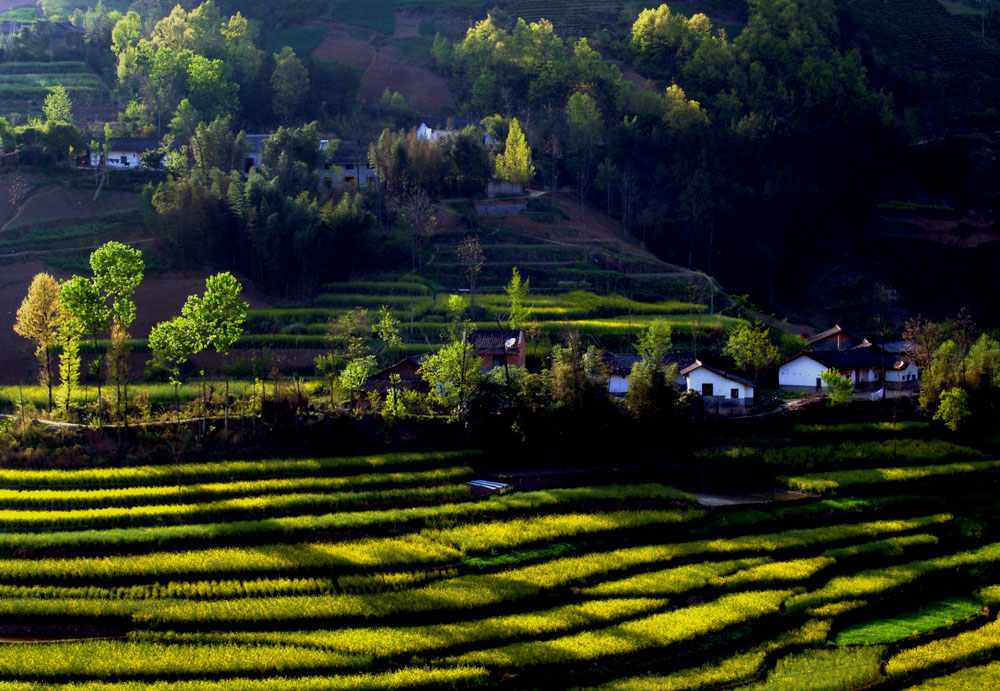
89, 138, 164, 170
416, 117, 478, 142
779, 346, 888, 392
603, 353, 695, 395
681, 360, 754, 408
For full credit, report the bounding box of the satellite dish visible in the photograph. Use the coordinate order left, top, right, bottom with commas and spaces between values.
504, 338, 517, 349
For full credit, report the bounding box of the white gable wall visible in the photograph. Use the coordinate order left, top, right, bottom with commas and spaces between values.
779, 356, 828, 389
609, 374, 628, 395
686, 367, 753, 402
886, 362, 919, 383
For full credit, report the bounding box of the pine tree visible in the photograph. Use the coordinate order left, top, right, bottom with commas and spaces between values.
495, 118, 535, 184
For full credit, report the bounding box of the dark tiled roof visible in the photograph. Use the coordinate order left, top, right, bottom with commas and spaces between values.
808, 325, 857, 345
603, 352, 696, 376
106, 138, 163, 152
328, 139, 370, 163
797, 347, 891, 370
680, 360, 754, 388
363, 376, 426, 394
470, 330, 523, 354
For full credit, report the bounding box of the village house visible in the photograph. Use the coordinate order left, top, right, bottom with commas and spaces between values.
469, 330, 526, 371
807, 325, 863, 351
88, 137, 164, 169
681, 360, 755, 411
779, 344, 889, 392
321, 139, 377, 188
357, 357, 427, 410
603, 352, 695, 395
415, 117, 480, 142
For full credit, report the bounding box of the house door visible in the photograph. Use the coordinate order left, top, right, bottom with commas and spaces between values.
815, 378, 821, 390
702, 383, 713, 397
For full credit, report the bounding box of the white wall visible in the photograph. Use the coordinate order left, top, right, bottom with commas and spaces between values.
90, 150, 163, 170
609, 375, 628, 395
886, 362, 919, 383
779, 356, 827, 389
686, 367, 753, 402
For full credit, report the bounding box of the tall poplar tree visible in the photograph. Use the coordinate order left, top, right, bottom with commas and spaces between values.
495, 117, 535, 184
13, 274, 62, 412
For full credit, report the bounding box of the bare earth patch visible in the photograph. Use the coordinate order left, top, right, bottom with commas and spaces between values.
3, 185, 139, 231
311, 32, 375, 69
392, 9, 422, 39
361, 47, 453, 111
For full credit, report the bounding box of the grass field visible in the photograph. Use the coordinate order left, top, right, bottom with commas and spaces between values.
0, 61, 103, 98
0, 423, 994, 687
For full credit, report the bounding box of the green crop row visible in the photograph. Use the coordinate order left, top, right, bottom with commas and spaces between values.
0, 74, 101, 86
886, 612, 1000, 678
0, 666, 488, 690
0, 486, 696, 553
591, 620, 832, 690
0, 451, 479, 489
779, 460, 1000, 494
787, 540, 1000, 612
0, 85, 100, 97
320, 280, 431, 296
445, 590, 793, 668
898, 660, 1000, 689
131, 515, 951, 627
0, 466, 475, 510
836, 597, 982, 646
791, 421, 932, 437
741, 646, 885, 690
1, 61, 92, 74
0, 484, 471, 532
577, 558, 768, 597
135, 598, 667, 659
763, 439, 982, 471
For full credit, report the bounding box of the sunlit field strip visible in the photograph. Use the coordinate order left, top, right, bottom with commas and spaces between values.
0, 451, 482, 489
0, 666, 487, 690
899, 660, 1000, 690
0, 466, 476, 509
0, 485, 472, 531
443, 590, 793, 667
588, 620, 832, 690
886, 610, 1000, 678
129, 515, 952, 626
788, 541, 1000, 612
779, 460, 1000, 494
134, 598, 670, 658
0, 486, 697, 552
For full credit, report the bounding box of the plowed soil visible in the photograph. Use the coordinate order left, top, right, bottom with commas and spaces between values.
311, 32, 375, 70
360, 47, 453, 111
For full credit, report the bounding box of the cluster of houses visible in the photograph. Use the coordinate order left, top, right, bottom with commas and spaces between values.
84, 118, 488, 189
361, 323, 920, 415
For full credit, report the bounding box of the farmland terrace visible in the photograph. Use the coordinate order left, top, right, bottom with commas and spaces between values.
0, 419, 993, 688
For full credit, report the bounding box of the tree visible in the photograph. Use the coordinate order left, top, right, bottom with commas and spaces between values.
903, 315, 946, 373
340, 355, 377, 410
169, 99, 202, 141
419, 337, 481, 416
495, 117, 534, 184
565, 91, 602, 217
505, 266, 531, 330
90, 242, 145, 424
550, 332, 608, 412
43, 86, 73, 124
59, 276, 110, 424
457, 236, 484, 317
149, 316, 198, 421
626, 320, 677, 423
373, 305, 401, 365
934, 387, 970, 432
56, 314, 81, 412
723, 320, 780, 383
820, 368, 854, 405
13, 274, 62, 412
271, 46, 309, 122
182, 272, 248, 434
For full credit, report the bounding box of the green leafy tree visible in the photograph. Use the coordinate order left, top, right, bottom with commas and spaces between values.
182, 272, 248, 433
566, 91, 603, 216
149, 316, 198, 421
723, 320, 780, 383
373, 305, 402, 365
169, 99, 202, 141
419, 337, 481, 415
626, 319, 676, 423
13, 273, 62, 412
820, 368, 854, 405
59, 276, 110, 424
340, 355, 377, 410
56, 313, 81, 412
495, 117, 534, 184
90, 242, 145, 424
550, 332, 608, 412
934, 387, 970, 432
43, 86, 73, 124
271, 46, 309, 122
505, 266, 531, 330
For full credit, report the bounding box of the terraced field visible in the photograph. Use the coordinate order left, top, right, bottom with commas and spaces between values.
0, 423, 996, 687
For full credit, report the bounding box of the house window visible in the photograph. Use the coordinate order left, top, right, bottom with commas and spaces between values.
492, 355, 505, 369
730, 388, 739, 399
702, 383, 713, 397
120, 156, 128, 165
